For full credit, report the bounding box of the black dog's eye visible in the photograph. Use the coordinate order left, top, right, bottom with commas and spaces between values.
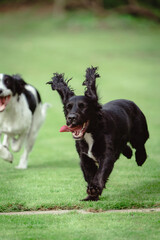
78, 103, 85, 109
66, 103, 73, 110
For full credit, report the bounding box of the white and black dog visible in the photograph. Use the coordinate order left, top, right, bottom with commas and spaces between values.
0, 73, 49, 169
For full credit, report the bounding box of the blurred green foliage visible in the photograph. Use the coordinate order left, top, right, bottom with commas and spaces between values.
103, 0, 128, 8
0, 0, 160, 8
103, 0, 160, 8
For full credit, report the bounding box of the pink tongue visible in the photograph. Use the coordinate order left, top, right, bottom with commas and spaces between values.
60, 125, 82, 133
59, 125, 71, 132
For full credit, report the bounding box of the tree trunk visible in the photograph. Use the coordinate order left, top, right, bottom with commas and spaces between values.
53, 0, 66, 14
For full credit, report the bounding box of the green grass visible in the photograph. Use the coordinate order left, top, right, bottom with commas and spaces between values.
0, 212, 160, 240
0, 8, 160, 214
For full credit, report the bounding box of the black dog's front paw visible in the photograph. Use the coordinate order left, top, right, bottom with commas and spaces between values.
81, 195, 100, 201
87, 185, 102, 197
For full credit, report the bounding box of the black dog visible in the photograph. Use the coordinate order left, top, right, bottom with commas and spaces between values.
47, 67, 149, 201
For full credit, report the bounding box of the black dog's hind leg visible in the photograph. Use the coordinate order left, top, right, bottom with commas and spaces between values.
130, 112, 149, 166
122, 145, 133, 159
130, 139, 148, 166
135, 146, 147, 166
80, 154, 99, 201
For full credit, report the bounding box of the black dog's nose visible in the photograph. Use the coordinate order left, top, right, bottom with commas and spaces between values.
67, 113, 77, 125
68, 114, 76, 121
0, 89, 3, 94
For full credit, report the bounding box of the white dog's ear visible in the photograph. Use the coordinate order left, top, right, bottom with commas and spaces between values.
12, 74, 26, 96
47, 73, 75, 105
83, 66, 100, 101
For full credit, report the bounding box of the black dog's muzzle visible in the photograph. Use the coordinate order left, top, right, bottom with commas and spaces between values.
67, 113, 79, 126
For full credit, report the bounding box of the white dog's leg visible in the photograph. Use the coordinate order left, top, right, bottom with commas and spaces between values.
2, 134, 10, 148
11, 134, 26, 152
16, 104, 49, 169
0, 144, 13, 163
15, 131, 39, 169
16, 148, 28, 169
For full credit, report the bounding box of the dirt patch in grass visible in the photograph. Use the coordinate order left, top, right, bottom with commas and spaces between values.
0, 207, 160, 216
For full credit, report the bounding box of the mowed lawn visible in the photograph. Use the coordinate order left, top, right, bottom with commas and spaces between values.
0, 212, 160, 240
0, 8, 160, 237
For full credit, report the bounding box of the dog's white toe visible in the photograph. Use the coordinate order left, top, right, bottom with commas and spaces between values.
4, 156, 13, 163
1, 146, 13, 163
15, 164, 27, 170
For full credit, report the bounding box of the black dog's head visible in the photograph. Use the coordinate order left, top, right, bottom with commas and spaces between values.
47, 67, 102, 140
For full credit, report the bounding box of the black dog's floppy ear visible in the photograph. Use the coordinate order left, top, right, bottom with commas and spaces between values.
47, 73, 75, 104
83, 66, 100, 101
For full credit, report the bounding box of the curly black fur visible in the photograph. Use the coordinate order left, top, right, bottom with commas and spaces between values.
47, 73, 74, 105
47, 66, 149, 201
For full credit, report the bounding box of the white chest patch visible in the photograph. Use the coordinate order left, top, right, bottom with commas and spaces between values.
84, 133, 99, 167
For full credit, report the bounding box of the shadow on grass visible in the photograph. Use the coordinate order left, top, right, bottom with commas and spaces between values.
100, 179, 160, 209
30, 160, 79, 169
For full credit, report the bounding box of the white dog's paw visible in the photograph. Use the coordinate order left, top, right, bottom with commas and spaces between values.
4, 154, 13, 163
8, 155, 13, 163
1, 146, 13, 163
15, 164, 27, 170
